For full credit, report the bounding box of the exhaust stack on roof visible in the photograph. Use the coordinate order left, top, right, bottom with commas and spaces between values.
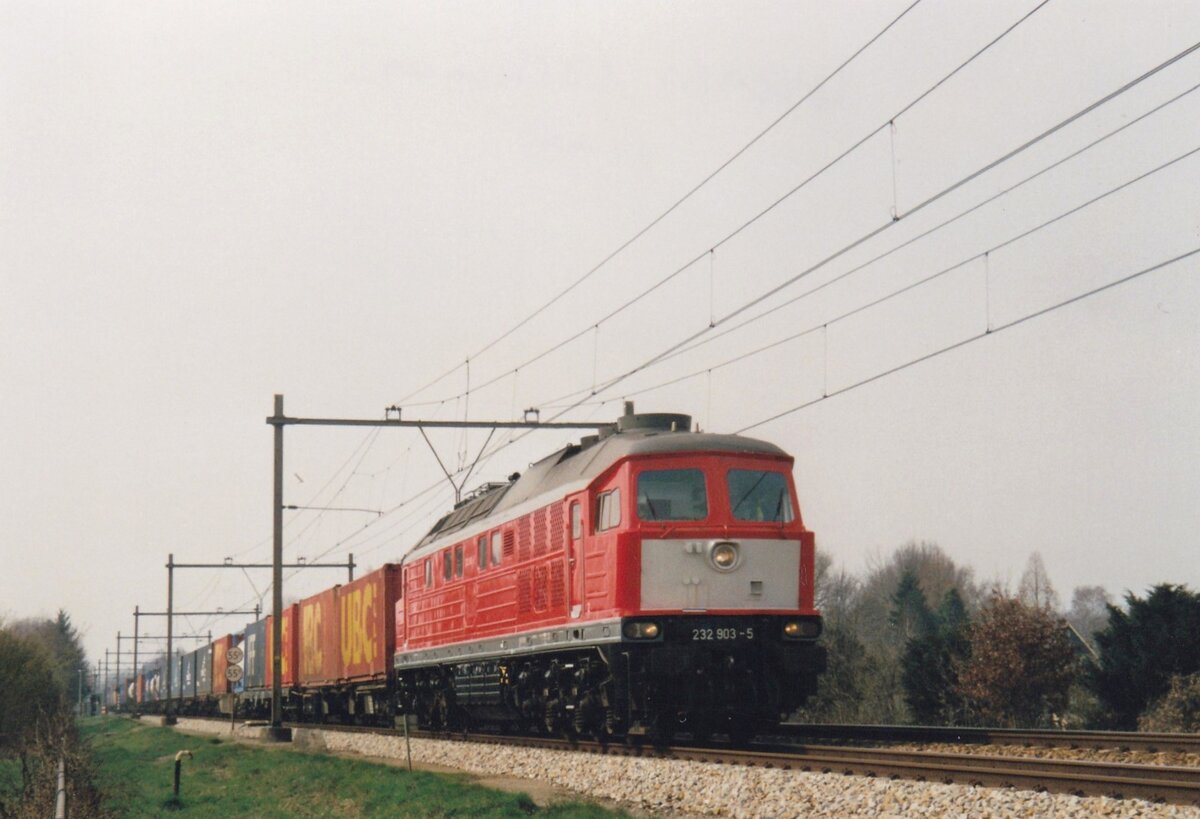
615, 401, 692, 434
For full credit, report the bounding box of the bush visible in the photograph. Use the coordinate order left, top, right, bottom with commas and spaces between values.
0, 630, 63, 754
1087, 584, 1200, 729
1138, 673, 1200, 733
955, 594, 1075, 727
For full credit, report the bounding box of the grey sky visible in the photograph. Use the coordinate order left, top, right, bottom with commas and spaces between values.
2, 1, 1198, 669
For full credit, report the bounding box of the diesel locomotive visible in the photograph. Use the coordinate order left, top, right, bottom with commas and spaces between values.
119, 406, 826, 741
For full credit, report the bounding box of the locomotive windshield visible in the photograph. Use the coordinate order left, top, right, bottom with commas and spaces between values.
727, 469, 794, 522
636, 468, 708, 521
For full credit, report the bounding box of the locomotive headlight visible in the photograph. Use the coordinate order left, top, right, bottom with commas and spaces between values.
623, 621, 661, 640
709, 541, 740, 572
783, 619, 822, 639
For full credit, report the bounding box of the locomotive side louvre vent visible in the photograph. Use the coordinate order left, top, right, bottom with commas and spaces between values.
503, 530, 515, 559
550, 561, 565, 611
533, 565, 549, 612
549, 504, 565, 553
533, 508, 548, 557
517, 568, 532, 615
517, 517, 532, 562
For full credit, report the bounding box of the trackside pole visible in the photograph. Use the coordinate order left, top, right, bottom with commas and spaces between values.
404, 715, 412, 771
268, 394, 290, 741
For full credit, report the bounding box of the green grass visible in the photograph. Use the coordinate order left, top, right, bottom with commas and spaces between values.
0, 756, 22, 800
81, 718, 624, 818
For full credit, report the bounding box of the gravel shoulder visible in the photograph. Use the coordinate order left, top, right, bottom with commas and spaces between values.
172, 718, 1200, 818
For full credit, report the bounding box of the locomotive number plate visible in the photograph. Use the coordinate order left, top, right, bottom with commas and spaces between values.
690, 625, 755, 642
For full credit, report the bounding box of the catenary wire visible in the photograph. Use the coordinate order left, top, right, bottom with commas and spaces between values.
403, 0, 1056, 411
736, 247, 1200, 433
537, 35, 1200, 421
392, 0, 924, 406
534, 80, 1200, 409
595, 144, 1200, 404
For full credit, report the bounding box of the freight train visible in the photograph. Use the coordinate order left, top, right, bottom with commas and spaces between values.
117, 406, 826, 741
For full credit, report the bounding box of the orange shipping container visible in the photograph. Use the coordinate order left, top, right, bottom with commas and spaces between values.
264, 615, 274, 690
280, 603, 300, 686
212, 635, 231, 695
338, 565, 401, 682
299, 588, 340, 686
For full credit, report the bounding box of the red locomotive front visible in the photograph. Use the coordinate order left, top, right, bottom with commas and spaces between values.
394, 406, 825, 740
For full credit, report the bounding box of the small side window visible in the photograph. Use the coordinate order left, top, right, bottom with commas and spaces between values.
443, 549, 452, 581
596, 489, 622, 532
491, 531, 503, 566
477, 536, 488, 569
424, 559, 432, 587
454, 544, 463, 578
570, 502, 582, 540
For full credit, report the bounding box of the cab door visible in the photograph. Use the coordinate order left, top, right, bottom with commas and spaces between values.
567, 494, 586, 618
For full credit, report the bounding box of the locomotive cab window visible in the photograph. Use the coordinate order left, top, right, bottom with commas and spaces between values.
454, 544, 464, 577
477, 535, 488, 569
570, 501, 582, 539
637, 468, 707, 521
727, 469, 794, 522
596, 488, 621, 531
443, 549, 452, 581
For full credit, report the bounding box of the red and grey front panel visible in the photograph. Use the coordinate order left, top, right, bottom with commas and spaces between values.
639, 537, 802, 612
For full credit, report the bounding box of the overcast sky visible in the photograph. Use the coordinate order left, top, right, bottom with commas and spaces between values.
3, 1, 1198, 673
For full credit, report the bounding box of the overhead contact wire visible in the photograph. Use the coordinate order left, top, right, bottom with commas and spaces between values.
554, 33, 1199, 417
406, 0, 1055, 411
393, 0, 924, 406
736, 247, 1200, 433
567, 77, 1200, 390
607, 145, 1200, 403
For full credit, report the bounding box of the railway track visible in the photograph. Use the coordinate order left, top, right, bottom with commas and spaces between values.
268, 721, 1200, 806
775, 723, 1200, 754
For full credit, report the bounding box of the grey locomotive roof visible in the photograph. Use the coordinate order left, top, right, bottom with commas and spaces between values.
415, 419, 789, 547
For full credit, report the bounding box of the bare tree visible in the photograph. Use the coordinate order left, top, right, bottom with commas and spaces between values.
1018, 552, 1060, 611
1066, 585, 1111, 645
857, 541, 979, 651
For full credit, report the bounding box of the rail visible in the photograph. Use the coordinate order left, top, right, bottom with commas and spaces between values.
287, 722, 1200, 806
776, 723, 1200, 753
168, 716, 1200, 806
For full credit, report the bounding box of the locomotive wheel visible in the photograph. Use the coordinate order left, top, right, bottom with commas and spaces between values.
686, 711, 715, 743
431, 692, 451, 729
726, 714, 755, 746
649, 712, 676, 746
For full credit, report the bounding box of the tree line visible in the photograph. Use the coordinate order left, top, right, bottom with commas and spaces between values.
0, 611, 104, 818
798, 541, 1200, 732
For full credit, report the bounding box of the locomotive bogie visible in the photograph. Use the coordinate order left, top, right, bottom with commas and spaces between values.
393, 612, 824, 739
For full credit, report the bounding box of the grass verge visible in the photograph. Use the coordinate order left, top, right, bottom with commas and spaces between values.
82, 718, 624, 818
